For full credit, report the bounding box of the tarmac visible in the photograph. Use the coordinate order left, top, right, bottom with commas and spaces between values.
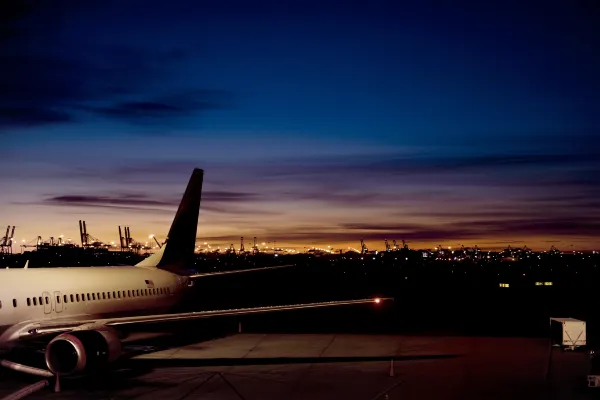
0, 333, 594, 399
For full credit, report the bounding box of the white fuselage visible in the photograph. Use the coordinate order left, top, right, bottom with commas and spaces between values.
0, 267, 189, 348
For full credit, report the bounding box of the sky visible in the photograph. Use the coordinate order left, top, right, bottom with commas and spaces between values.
1, 0, 599, 251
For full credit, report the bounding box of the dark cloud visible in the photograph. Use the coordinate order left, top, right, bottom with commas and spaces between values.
46, 195, 176, 208
36, 189, 269, 216
0, 1, 231, 130
203, 191, 259, 202
290, 191, 381, 206
44, 190, 259, 206
200, 205, 281, 216
81, 89, 232, 124
110, 161, 204, 179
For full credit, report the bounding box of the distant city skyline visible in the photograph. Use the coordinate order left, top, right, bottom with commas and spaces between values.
1, 1, 599, 251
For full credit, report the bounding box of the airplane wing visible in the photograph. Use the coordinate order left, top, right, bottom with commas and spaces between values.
22, 297, 392, 338
189, 264, 296, 278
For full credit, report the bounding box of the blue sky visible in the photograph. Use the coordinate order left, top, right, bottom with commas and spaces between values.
1, 0, 599, 250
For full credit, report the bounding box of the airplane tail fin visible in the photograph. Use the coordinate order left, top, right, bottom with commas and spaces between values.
135, 168, 203, 273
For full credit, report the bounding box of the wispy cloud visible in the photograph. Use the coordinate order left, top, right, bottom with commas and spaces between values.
200, 216, 600, 246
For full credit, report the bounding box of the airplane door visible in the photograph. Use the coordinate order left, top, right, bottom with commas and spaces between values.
42, 291, 51, 314
54, 291, 63, 313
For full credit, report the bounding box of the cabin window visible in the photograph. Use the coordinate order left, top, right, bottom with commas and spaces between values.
76, 294, 80, 302
112, 291, 116, 298
56, 296, 61, 304
118, 291, 121, 298
144, 289, 148, 296
81, 293, 85, 301
86, 293, 90, 301
64, 295, 68, 304
27, 298, 31, 306
13, 299, 17, 307
33, 297, 37, 306
0, 300, 2, 309
70, 294, 74, 302
127, 290, 131, 297
39, 297, 42, 305
153, 288, 156, 295
102, 293, 106, 300
45, 297, 49, 305
97, 292, 100, 299
92, 293, 95, 300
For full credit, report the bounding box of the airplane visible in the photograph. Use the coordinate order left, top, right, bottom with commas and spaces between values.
0, 168, 389, 382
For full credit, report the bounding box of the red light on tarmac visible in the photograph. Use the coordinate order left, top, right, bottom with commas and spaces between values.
374, 298, 381, 304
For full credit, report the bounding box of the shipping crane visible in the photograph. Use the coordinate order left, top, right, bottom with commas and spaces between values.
360, 239, 368, 254
0, 226, 15, 254
226, 243, 236, 255
149, 234, 162, 249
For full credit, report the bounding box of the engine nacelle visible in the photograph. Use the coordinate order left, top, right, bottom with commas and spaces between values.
45, 326, 122, 376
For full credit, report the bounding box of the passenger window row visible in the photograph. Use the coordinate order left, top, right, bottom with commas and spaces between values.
10, 286, 171, 308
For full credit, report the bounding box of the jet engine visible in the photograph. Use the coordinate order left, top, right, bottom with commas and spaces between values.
44, 326, 122, 375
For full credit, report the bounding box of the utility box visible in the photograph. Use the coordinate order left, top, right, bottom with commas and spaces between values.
550, 317, 586, 350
